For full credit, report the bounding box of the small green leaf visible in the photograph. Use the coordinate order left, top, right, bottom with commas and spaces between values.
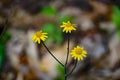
41, 23, 63, 44
112, 6, 120, 40
41, 6, 57, 16
56, 64, 64, 80
56, 64, 64, 75
112, 6, 120, 27
118, 30, 120, 39
54, 29, 63, 44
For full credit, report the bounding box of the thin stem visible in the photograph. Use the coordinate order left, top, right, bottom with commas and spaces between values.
41, 41, 64, 67
65, 34, 70, 67
65, 34, 70, 80
66, 60, 77, 77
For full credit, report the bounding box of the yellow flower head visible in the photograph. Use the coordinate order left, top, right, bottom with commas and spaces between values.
32, 30, 48, 44
70, 46, 87, 61
60, 21, 76, 33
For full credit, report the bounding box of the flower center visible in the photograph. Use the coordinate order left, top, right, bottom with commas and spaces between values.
75, 49, 82, 55
66, 23, 72, 27
36, 31, 42, 37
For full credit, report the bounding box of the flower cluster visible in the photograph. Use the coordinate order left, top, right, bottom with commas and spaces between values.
31, 21, 87, 61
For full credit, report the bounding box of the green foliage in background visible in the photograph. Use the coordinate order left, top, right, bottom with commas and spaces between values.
41, 6, 57, 16
0, 32, 11, 43
112, 6, 120, 39
0, 43, 5, 69
41, 23, 63, 44
55, 64, 64, 80
0, 32, 10, 69
58, 16, 74, 23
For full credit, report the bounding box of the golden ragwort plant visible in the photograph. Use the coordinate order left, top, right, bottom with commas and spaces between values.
31, 21, 87, 80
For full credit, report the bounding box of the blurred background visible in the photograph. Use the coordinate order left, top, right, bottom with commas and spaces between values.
0, 0, 120, 80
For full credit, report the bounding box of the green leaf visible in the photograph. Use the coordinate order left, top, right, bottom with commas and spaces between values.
118, 30, 120, 39
54, 29, 63, 44
41, 23, 63, 44
56, 64, 64, 80
112, 6, 120, 39
56, 64, 64, 75
58, 16, 74, 23
41, 6, 57, 16
112, 6, 120, 27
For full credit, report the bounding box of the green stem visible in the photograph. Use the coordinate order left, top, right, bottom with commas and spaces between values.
41, 41, 64, 67
66, 60, 77, 77
65, 34, 70, 80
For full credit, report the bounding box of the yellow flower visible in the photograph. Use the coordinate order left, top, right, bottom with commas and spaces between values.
70, 46, 87, 61
60, 21, 76, 33
32, 30, 48, 44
